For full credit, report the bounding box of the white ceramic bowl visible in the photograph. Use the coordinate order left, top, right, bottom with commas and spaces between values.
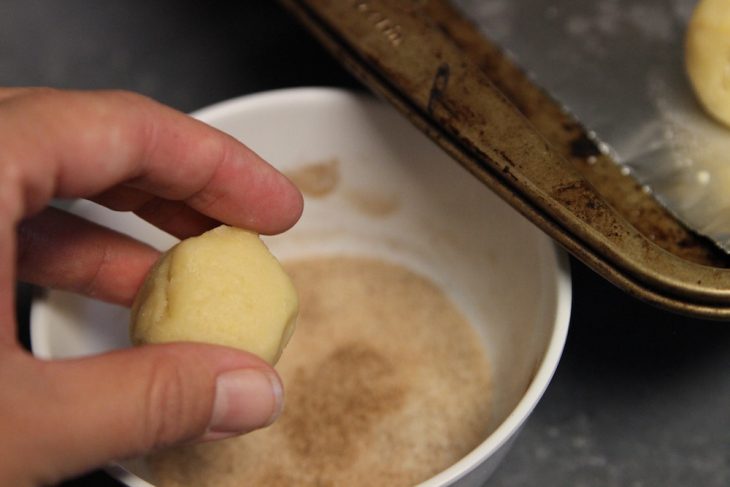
30, 88, 571, 486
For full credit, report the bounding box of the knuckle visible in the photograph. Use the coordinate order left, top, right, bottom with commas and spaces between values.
183, 138, 229, 210
140, 354, 205, 450
79, 242, 110, 299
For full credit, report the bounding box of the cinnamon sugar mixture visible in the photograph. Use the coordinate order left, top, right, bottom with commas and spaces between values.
150, 256, 492, 487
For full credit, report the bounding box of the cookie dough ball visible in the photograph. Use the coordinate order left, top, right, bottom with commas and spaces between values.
685, 0, 730, 127
131, 225, 298, 365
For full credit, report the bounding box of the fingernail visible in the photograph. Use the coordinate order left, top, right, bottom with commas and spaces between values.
205, 368, 283, 439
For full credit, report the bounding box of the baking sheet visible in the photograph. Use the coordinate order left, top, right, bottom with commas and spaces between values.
454, 0, 730, 252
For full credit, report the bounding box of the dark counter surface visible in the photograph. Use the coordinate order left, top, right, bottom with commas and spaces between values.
4, 1, 729, 486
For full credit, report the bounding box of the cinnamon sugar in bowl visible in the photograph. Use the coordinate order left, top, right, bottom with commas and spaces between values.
30, 88, 571, 486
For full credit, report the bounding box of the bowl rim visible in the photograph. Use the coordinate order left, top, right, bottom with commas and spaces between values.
421, 247, 571, 486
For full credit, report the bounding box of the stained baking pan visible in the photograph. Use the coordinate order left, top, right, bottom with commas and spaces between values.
279, 0, 730, 319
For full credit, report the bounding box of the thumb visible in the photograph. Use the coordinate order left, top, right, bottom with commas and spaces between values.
9, 343, 283, 484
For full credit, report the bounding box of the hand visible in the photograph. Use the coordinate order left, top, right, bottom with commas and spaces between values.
0, 88, 303, 486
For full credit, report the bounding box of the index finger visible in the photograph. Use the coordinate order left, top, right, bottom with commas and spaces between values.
0, 88, 303, 234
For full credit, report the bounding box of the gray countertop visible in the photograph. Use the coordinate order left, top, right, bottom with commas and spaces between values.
4, 1, 729, 486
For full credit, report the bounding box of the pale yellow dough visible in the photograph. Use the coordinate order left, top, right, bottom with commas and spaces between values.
130, 226, 298, 365
685, 0, 730, 127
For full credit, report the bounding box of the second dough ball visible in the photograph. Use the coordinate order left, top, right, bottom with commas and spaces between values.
130, 225, 298, 365
685, 0, 730, 127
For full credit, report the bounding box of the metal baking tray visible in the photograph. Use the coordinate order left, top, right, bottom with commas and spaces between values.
279, 0, 730, 319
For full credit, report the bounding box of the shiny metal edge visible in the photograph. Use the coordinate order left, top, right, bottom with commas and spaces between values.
279, 0, 730, 319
